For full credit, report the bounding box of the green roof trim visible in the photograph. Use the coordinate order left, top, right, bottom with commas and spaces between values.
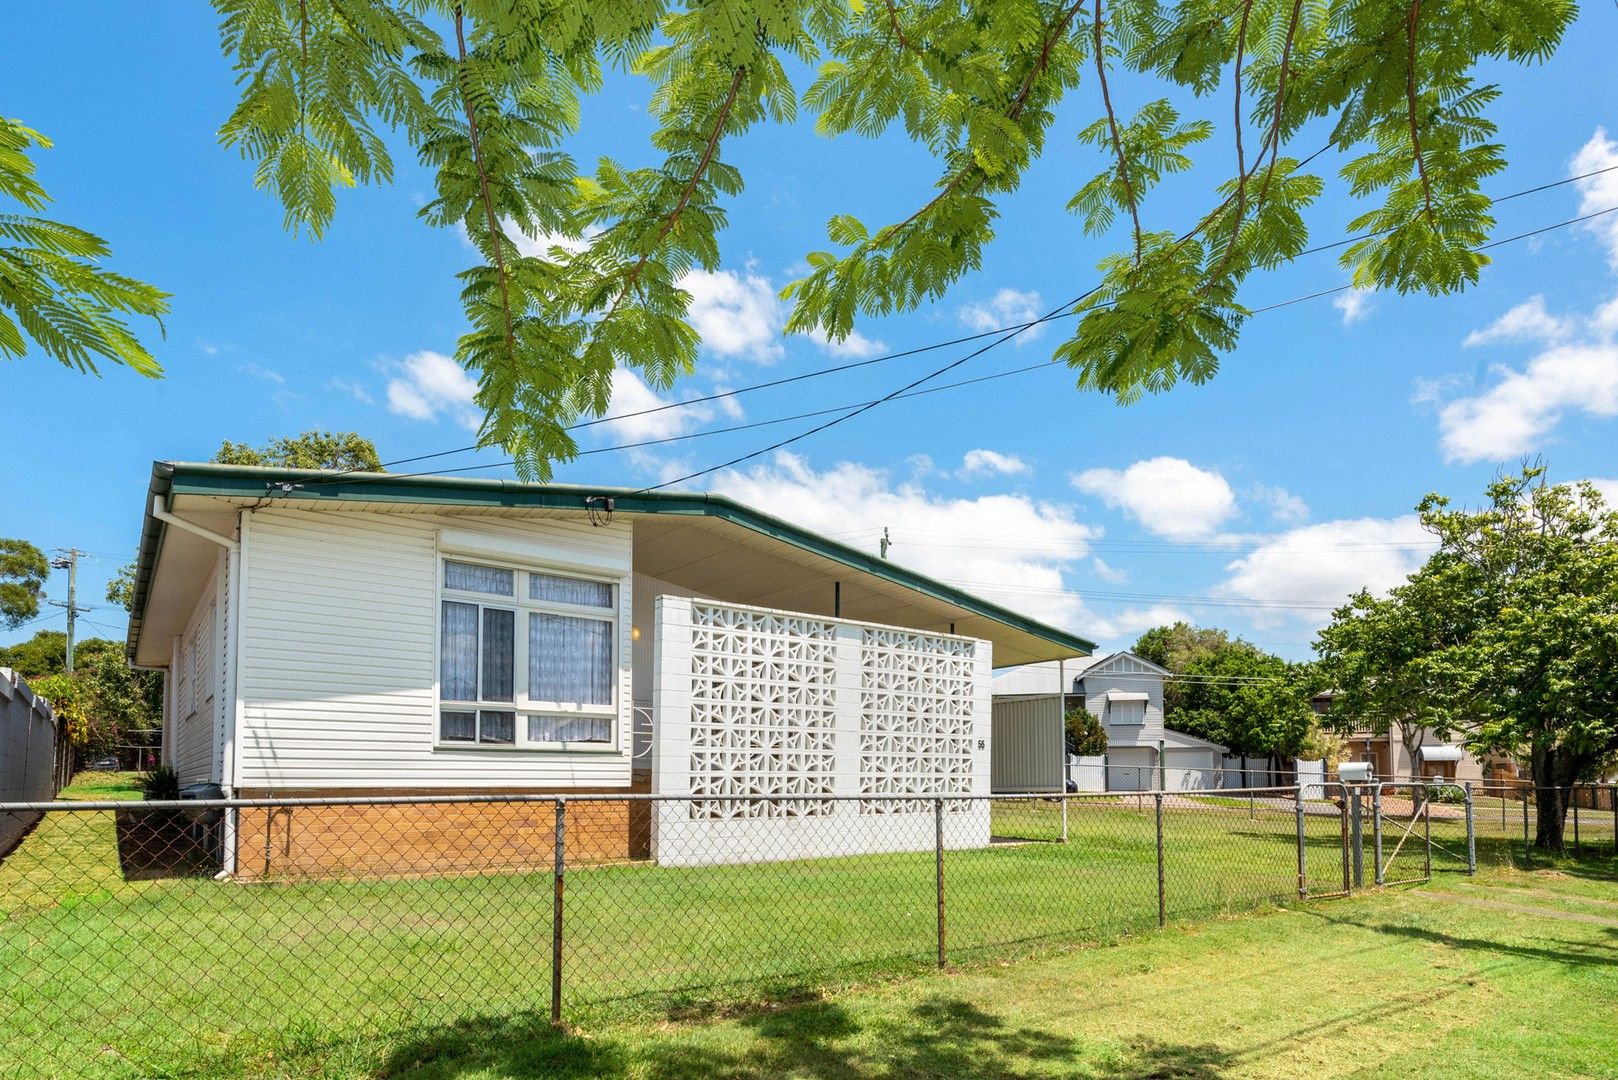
128, 461, 1096, 660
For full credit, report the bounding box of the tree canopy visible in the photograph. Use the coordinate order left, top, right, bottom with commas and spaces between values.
1173, 646, 1321, 765
8, 3, 1583, 478
1133, 621, 1257, 715
1, 636, 161, 759
0, 537, 49, 630
211, 430, 385, 471
1065, 706, 1108, 757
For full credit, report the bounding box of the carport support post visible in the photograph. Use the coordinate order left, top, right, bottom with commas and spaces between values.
551, 798, 565, 1026
934, 797, 946, 968
1154, 792, 1166, 928
1294, 780, 1307, 898
1371, 785, 1384, 888
1463, 781, 1477, 876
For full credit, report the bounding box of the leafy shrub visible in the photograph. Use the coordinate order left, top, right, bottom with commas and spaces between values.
141, 765, 179, 801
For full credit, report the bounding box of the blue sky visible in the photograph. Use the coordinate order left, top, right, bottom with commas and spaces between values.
4, 6, 1617, 660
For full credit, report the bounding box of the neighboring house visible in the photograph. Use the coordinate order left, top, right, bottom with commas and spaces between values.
127, 461, 1095, 874
1311, 691, 1495, 782
991, 651, 1234, 792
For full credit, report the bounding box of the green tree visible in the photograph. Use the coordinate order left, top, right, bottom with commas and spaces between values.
0, 118, 169, 375
1316, 577, 1463, 780
1065, 707, 1108, 757
19, 640, 160, 762
1397, 468, 1618, 851
212, 431, 384, 471
106, 562, 137, 613
1133, 621, 1256, 716
197, 0, 1577, 478
1175, 648, 1321, 778
0, 629, 69, 677
0, 537, 49, 629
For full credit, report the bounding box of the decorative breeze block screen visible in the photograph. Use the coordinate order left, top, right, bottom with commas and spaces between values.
858, 628, 978, 814
686, 603, 838, 819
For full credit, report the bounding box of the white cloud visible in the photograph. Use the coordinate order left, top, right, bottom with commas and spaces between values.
1463, 295, 1574, 349
1218, 516, 1435, 629
959, 288, 1046, 345
1091, 557, 1129, 584
680, 268, 786, 364
510, 227, 594, 259
327, 377, 373, 405
1572, 127, 1618, 266
707, 452, 1115, 633
958, 449, 1028, 479
1436, 343, 1618, 462
239, 362, 285, 385
807, 326, 888, 358
1333, 287, 1374, 325
1248, 483, 1309, 524
386, 350, 481, 431
598, 368, 712, 444
1072, 457, 1238, 540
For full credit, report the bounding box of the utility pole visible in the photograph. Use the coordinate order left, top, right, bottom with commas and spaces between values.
48, 548, 90, 674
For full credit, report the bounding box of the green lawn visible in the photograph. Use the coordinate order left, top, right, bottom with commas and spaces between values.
1, 776, 1609, 1078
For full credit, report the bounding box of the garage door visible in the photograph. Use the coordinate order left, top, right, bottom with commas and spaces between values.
1107, 748, 1155, 791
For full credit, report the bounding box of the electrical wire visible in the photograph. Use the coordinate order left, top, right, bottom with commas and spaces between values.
315, 162, 1618, 484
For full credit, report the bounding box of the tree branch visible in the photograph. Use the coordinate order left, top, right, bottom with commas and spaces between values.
602, 63, 747, 323
883, 1, 1083, 240
1406, 0, 1436, 225
882, 0, 925, 59
1093, 0, 1143, 262
454, 5, 518, 363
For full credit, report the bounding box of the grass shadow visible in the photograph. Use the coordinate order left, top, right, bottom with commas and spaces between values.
372, 993, 1235, 1079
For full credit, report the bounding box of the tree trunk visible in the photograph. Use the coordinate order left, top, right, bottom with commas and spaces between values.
1530, 745, 1579, 851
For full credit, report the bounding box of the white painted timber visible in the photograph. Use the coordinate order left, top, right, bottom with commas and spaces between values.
235, 508, 633, 789
170, 557, 220, 786
652, 596, 991, 866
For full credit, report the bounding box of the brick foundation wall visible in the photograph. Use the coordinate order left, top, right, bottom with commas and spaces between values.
231, 785, 651, 880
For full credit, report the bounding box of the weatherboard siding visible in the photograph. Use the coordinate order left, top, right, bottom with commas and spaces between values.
170, 558, 221, 787
235, 508, 634, 790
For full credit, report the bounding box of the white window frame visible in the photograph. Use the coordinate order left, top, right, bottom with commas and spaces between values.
434, 554, 621, 752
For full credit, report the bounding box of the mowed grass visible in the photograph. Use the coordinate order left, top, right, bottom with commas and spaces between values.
0, 777, 1602, 1078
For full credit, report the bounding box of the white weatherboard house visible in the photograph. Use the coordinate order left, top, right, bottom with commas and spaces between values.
991, 651, 1231, 793
127, 462, 1094, 872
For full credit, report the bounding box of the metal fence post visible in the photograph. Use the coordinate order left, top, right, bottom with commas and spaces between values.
1154, 791, 1166, 928
1294, 780, 1307, 899
1349, 785, 1364, 889
551, 798, 565, 1026
934, 797, 946, 968
1339, 784, 1352, 895
1371, 785, 1384, 887
1522, 793, 1531, 868
1422, 784, 1432, 881
1464, 780, 1476, 876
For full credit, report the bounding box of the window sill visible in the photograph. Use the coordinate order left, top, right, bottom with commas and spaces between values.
433, 743, 624, 756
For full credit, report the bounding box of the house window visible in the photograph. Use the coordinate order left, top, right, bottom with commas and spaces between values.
1108, 698, 1146, 725
438, 557, 618, 749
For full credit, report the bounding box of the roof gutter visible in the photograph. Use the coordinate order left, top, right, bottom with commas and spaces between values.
127, 461, 1098, 660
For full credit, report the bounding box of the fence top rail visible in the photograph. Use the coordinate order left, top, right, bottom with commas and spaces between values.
1, 785, 1358, 813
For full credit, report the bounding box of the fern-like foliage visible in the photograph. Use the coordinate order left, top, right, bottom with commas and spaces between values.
207, 0, 1580, 475
0, 119, 170, 376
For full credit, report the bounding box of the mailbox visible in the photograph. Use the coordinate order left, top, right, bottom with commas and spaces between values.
1337, 761, 1372, 783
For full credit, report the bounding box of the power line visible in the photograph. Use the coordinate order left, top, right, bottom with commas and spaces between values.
316, 198, 1618, 492
321, 162, 1618, 484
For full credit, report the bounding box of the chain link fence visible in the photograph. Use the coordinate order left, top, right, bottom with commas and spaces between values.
0, 779, 1611, 1077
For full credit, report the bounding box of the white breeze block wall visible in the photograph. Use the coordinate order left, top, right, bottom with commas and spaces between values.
652, 596, 992, 866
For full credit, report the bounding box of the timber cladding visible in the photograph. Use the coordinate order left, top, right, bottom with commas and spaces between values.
231, 794, 650, 880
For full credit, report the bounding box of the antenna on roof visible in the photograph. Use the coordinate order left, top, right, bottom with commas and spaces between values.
879, 527, 891, 560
